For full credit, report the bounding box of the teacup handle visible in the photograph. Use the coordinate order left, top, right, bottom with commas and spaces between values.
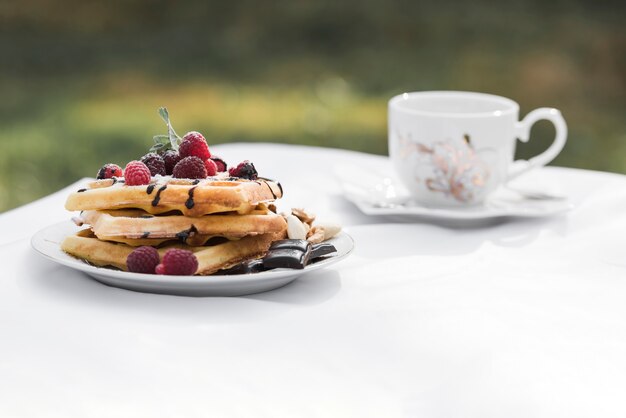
508, 108, 567, 180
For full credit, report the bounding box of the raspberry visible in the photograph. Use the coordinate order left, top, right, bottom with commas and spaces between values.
172, 156, 207, 179
210, 156, 227, 172
124, 161, 151, 186
155, 249, 198, 275
179, 131, 211, 160
205, 158, 218, 176
182, 131, 206, 143
162, 150, 181, 175
96, 163, 123, 180
126, 246, 160, 274
141, 153, 166, 176
229, 160, 258, 180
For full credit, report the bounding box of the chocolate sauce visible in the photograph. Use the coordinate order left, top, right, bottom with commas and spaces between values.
77, 188, 87, 193
185, 187, 197, 209
151, 185, 167, 206
175, 227, 194, 243
146, 184, 156, 195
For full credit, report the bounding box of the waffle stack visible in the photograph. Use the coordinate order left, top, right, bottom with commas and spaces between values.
62, 176, 287, 275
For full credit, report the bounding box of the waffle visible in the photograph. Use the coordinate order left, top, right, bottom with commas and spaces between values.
78, 208, 287, 247
62, 229, 287, 275
65, 176, 283, 217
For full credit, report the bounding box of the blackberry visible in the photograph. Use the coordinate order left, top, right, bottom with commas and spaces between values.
229, 160, 258, 180
141, 153, 166, 176
162, 150, 181, 175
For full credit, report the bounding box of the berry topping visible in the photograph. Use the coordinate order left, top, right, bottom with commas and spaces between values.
172, 156, 207, 179
126, 246, 160, 274
210, 156, 227, 172
141, 153, 166, 176
205, 158, 218, 176
124, 161, 152, 186
96, 163, 123, 180
179, 131, 211, 160
162, 150, 181, 175
155, 249, 198, 275
182, 131, 206, 142
229, 160, 258, 180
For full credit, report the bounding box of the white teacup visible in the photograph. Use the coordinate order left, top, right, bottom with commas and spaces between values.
388, 91, 567, 207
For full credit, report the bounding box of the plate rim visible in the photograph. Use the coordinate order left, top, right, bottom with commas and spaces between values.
352, 198, 573, 220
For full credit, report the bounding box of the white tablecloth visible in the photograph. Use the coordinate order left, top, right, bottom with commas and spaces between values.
2, 143, 626, 417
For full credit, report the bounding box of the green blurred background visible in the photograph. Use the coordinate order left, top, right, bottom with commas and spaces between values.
1, 0, 624, 212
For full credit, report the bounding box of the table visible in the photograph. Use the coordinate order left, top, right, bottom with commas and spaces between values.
2, 143, 626, 417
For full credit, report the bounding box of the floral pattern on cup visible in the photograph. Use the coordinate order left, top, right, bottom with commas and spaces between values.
398, 133, 492, 203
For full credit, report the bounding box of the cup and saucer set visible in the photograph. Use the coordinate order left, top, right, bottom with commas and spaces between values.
336, 91, 573, 222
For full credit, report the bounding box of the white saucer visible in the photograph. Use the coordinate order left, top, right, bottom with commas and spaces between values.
31, 221, 354, 297
335, 164, 573, 221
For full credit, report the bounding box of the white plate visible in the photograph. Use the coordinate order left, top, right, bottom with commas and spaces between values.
335, 164, 573, 221
31, 221, 354, 297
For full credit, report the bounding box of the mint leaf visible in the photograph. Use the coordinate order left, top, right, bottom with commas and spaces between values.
149, 143, 166, 153
158, 107, 169, 124
155, 107, 181, 152
153, 134, 170, 145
